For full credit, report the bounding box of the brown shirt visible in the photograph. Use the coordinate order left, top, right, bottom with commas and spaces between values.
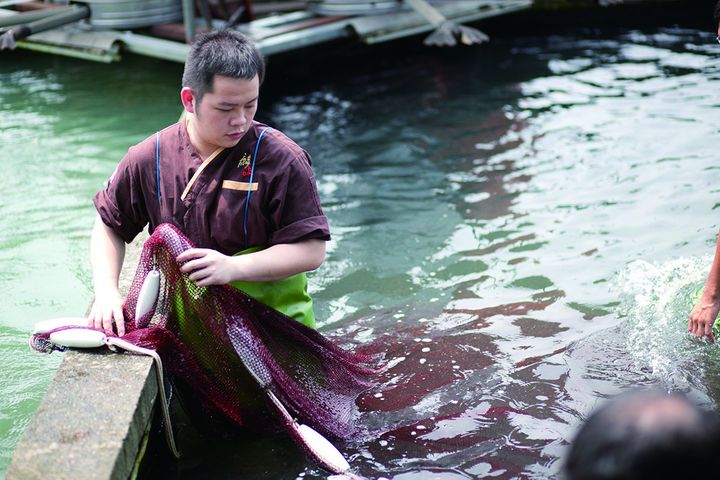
94, 121, 330, 255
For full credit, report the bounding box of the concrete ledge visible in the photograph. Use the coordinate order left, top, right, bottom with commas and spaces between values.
8, 233, 154, 480
6, 350, 156, 480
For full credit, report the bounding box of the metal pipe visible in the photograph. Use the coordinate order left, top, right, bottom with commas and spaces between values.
0, 7, 75, 28
181, 0, 195, 43
0, 4, 90, 49
0, 0, 31, 7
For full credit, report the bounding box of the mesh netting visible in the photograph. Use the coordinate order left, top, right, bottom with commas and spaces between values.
33, 223, 381, 440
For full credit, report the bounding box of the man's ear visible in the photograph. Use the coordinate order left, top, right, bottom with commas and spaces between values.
180, 87, 196, 114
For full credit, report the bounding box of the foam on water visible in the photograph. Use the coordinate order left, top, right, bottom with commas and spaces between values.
613, 255, 719, 394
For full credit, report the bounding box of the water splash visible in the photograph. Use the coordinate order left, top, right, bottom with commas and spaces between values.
613, 256, 718, 393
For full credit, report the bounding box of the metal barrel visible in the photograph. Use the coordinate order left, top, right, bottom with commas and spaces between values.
308, 0, 404, 15
78, 0, 183, 30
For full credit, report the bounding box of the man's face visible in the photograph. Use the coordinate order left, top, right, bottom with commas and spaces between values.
189, 74, 260, 151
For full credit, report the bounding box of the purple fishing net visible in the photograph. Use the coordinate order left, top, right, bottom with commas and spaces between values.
33, 223, 381, 440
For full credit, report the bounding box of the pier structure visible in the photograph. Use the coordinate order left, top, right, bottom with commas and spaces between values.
1, 0, 530, 62
0, 0, 687, 63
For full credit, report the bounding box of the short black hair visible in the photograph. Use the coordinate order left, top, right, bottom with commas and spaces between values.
564, 390, 720, 480
715, 0, 720, 29
181, 30, 265, 105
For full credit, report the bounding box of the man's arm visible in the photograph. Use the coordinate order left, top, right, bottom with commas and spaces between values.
177, 239, 326, 287
689, 231, 720, 343
88, 215, 127, 336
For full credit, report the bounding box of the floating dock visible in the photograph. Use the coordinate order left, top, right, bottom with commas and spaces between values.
1, 0, 531, 62
0, 0, 687, 63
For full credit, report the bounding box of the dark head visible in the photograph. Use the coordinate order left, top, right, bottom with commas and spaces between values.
564, 390, 720, 480
181, 30, 265, 107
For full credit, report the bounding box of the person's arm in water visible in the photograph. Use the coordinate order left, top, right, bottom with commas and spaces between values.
688, 5, 720, 342
689, 231, 720, 343
177, 240, 326, 287
88, 215, 127, 336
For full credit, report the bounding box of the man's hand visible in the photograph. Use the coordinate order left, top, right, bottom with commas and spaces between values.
178, 248, 235, 287
88, 288, 126, 337
89, 216, 126, 336
177, 240, 325, 286
688, 293, 720, 343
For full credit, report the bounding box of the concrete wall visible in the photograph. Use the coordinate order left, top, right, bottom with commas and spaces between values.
7, 235, 156, 480
6, 352, 156, 480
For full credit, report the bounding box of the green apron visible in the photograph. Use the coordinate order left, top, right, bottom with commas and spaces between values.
229, 246, 317, 329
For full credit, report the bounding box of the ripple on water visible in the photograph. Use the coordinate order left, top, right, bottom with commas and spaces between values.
4, 18, 720, 480
0, 327, 60, 472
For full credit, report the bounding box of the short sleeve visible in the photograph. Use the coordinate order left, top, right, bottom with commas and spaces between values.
93, 146, 150, 243
266, 152, 331, 245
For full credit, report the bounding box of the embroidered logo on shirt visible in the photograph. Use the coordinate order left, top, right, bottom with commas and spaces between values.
237, 153, 252, 177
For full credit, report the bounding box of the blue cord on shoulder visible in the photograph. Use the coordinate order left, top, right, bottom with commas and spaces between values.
243, 127, 271, 247
155, 132, 162, 204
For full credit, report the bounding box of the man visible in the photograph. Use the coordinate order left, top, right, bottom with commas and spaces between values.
564, 390, 720, 480
688, 1, 720, 342
88, 30, 330, 337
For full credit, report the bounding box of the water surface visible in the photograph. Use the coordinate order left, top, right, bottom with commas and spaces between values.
2, 7, 720, 479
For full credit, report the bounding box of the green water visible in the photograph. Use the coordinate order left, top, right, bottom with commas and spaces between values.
0, 53, 183, 474
2, 6, 720, 478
